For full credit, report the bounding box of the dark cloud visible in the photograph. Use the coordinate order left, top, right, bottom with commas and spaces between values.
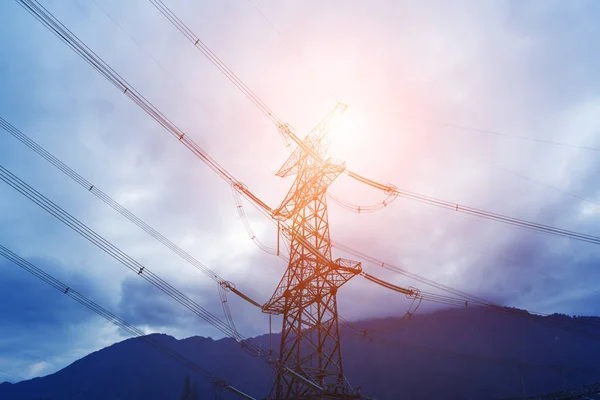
0, 257, 118, 381
1, 0, 600, 383
0, 259, 90, 327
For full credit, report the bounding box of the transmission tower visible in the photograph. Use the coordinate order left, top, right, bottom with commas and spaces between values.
262, 104, 363, 400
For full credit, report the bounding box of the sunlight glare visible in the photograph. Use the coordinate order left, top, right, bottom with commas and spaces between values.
327, 105, 367, 160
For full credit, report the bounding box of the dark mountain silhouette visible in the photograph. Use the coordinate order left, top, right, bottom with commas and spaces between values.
1, 306, 599, 400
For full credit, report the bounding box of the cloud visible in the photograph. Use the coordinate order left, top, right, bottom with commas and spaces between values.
1, 0, 600, 383
27, 361, 50, 378
0, 257, 127, 380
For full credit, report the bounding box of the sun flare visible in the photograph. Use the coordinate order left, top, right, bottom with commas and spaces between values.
327, 105, 367, 160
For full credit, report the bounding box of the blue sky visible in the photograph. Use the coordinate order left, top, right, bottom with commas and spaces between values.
1, 0, 600, 383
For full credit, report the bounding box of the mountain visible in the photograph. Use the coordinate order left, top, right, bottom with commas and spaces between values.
1, 307, 600, 400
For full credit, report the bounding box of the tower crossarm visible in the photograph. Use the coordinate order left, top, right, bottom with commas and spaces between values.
262, 257, 361, 315
274, 160, 346, 220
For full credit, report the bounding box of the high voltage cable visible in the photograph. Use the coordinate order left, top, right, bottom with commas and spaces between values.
244, 0, 339, 104
149, 0, 600, 244
0, 163, 274, 363
143, 0, 600, 247
87, 0, 231, 134
147, 0, 282, 126
0, 244, 256, 400
8, 0, 360, 288
0, 162, 325, 390
347, 171, 600, 245
432, 120, 600, 153
229, 162, 600, 340
13, 0, 248, 196
232, 183, 600, 337
14, 1, 599, 393
13, 0, 600, 343
115, 0, 600, 251
11, 0, 420, 334
140, 0, 600, 339
18, 0, 598, 293
334, 241, 600, 332
14, 0, 274, 218
245, 1, 600, 155
0, 116, 261, 308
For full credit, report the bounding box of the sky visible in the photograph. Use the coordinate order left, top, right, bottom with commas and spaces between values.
1, 0, 600, 383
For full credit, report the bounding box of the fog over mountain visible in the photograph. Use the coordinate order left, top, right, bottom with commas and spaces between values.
1, 307, 599, 400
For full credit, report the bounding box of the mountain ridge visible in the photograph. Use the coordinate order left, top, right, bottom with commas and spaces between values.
2, 306, 599, 399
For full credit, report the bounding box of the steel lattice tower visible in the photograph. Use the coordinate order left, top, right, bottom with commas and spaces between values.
263, 105, 363, 400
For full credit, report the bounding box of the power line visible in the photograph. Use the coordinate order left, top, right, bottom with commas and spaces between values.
243, 0, 600, 156
0, 243, 257, 400
234, 193, 600, 347
335, 241, 600, 327
137, 0, 600, 247
244, 0, 339, 103
0, 115, 261, 309
18, 0, 600, 291
8, 0, 361, 321
0, 162, 266, 361
428, 120, 600, 153
398, 125, 600, 211
12, 0, 600, 385
13, 0, 355, 295
146, 0, 283, 127
233, 181, 600, 339
465, 154, 599, 210
86, 0, 231, 133
347, 170, 600, 245
242, 1, 600, 221
0, 160, 324, 390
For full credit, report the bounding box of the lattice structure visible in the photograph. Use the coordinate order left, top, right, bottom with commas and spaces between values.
263, 106, 363, 399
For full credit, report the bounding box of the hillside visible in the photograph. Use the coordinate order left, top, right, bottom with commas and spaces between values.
1, 307, 599, 400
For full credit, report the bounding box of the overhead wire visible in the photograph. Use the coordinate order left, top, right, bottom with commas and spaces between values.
347, 170, 600, 245
21, 0, 599, 309
0, 135, 319, 390
466, 154, 600, 210
334, 240, 600, 329
242, 0, 600, 236
14, 0, 471, 341
87, 0, 231, 133
18, 2, 600, 396
227, 163, 600, 342
327, 189, 399, 214
231, 186, 278, 255
423, 119, 600, 153
14, 0, 272, 211
10, 0, 358, 302
218, 282, 242, 342
245, 0, 600, 156
138, 0, 600, 246
391, 124, 600, 212
146, 0, 283, 127
244, 0, 339, 104
0, 163, 276, 366
230, 176, 600, 341
14, 0, 600, 362
0, 243, 256, 400
231, 194, 490, 315
0, 115, 261, 328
